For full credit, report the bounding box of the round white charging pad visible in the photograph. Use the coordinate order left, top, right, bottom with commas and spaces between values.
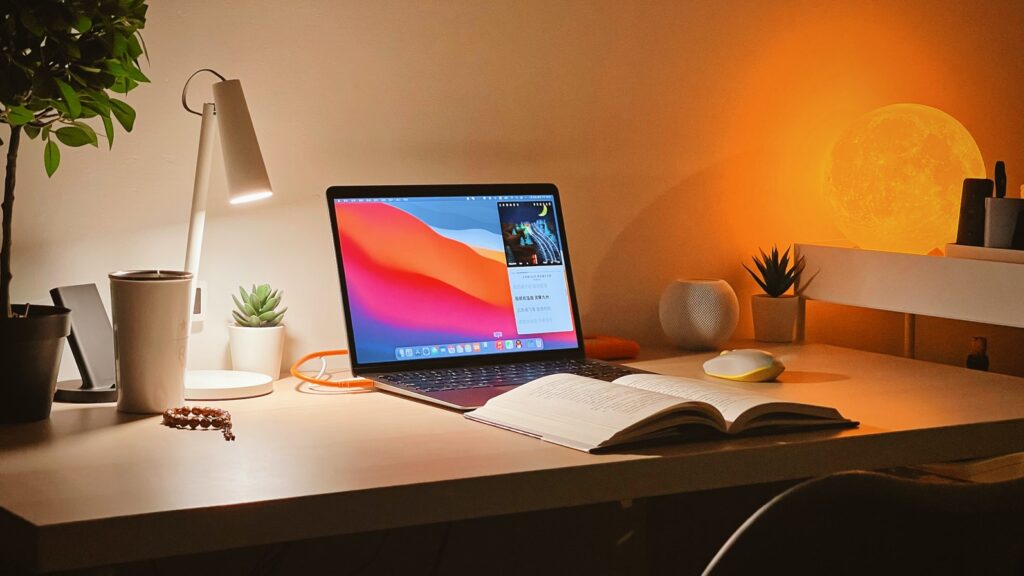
185, 369, 274, 400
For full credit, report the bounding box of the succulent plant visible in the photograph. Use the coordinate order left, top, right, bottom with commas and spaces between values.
232, 284, 286, 327
743, 245, 805, 298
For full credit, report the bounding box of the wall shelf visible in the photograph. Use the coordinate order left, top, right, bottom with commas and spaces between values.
794, 243, 1024, 356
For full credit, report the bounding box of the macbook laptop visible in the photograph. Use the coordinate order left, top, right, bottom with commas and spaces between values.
326, 184, 641, 410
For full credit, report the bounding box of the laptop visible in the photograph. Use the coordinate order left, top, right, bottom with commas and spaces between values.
326, 183, 641, 410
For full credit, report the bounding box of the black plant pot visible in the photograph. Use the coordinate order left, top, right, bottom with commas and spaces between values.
0, 304, 71, 424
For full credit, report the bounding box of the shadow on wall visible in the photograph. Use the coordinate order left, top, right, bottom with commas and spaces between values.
583, 158, 751, 346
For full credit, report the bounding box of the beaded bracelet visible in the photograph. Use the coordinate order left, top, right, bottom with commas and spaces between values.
162, 406, 236, 441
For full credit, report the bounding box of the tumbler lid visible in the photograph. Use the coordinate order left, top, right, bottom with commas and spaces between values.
109, 270, 193, 281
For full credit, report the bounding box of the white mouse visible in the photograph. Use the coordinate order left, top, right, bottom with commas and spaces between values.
703, 349, 785, 382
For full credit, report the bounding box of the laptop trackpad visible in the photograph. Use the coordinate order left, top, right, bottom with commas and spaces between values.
430, 385, 519, 410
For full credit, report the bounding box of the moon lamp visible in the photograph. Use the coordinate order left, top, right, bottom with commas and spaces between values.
823, 103, 985, 254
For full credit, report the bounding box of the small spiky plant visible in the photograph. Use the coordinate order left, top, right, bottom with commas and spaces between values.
232, 284, 286, 327
743, 245, 805, 297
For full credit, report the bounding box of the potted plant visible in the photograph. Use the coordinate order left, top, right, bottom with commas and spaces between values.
230, 284, 287, 379
0, 2, 148, 423
744, 245, 805, 343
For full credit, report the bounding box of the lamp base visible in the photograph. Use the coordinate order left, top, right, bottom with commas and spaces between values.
54, 379, 119, 403
185, 370, 274, 401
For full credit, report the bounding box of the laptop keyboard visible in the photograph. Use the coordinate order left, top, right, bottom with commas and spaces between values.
374, 359, 637, 393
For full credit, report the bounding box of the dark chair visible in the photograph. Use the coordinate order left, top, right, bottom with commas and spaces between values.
702, 471, 1024, 576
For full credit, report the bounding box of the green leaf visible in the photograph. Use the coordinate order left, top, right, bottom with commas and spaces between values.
261, 296, 281, 313
124, 63, 149, 83
56, 125, 97, 147
19, 9, 44, 36
248, 314, 261, 326
126, 34, 144, 59
111, 77, 139, 94
112, 33, 128, 58
256, 284, 270, 301
54, 79, 82, 118
743, 263, 770, 294
44, 140, 60, 177
51, 100, 70, 117
7, 106, 34, 126
100, 115, 114, 149
72, 14, 92, 33
108, 99, 136, 131
258, 310, 279, 322
86, 89, 111, 107
138, 32, 150, 65
23, 124, 40, 139
104, 59, 128, 77
73, 64, 104, 74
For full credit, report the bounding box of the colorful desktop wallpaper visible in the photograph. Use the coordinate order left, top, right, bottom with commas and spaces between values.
334, 199, 579, 364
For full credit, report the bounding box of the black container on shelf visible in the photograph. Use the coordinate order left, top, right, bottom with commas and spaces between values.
956, 178, 994, 246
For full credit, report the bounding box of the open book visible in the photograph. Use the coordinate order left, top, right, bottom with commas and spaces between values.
466, 373, 854, 452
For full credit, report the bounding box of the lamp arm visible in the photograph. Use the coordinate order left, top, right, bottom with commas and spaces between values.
184, 102, 217, 317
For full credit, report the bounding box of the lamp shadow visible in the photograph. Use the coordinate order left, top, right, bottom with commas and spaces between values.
0, 404, 149, 451
582, 155, 757, 346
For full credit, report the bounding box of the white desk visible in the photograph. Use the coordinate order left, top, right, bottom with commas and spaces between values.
3, 343, 1024, 573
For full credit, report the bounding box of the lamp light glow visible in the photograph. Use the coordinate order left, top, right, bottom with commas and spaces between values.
229, 191, 274, 205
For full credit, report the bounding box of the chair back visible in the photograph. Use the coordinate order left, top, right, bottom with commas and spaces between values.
702, 471, 1024, 576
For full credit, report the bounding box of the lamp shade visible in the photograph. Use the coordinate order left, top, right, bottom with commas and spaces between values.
212, 79, 273, 204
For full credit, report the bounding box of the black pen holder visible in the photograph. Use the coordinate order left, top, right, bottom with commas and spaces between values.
956, 178, 994, 246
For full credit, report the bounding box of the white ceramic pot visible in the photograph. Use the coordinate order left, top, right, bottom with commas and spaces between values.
229, 325, 285, 379
751, 294, 799, 343
659, 279, 739, 350
109, 270, 192, 414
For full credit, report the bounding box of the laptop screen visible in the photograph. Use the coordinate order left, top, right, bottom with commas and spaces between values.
329, 186, 583, 367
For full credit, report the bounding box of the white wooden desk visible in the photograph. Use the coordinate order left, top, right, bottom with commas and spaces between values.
3, 343, 1024, 573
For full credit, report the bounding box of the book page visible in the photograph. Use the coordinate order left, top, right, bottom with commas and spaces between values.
468, 373, 707, 449
613, 373, 782, 424
486, 373, 687, 429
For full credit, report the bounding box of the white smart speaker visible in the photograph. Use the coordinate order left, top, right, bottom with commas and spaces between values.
659, 279, 739, 350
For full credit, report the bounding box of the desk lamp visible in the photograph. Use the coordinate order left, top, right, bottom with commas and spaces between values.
181, 69, 275, 400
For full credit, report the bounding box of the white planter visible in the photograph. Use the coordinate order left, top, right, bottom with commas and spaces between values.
751, 294, 799, 343
229, 325, 285, 379
659, 279, 739, 350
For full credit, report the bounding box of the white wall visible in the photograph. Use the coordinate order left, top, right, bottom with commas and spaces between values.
9, 0, 1024, 379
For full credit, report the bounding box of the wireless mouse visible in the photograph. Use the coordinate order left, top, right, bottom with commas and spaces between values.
703, 349, 785, 382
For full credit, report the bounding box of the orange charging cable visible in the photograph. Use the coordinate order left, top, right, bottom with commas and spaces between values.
289, 349, 375, 388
